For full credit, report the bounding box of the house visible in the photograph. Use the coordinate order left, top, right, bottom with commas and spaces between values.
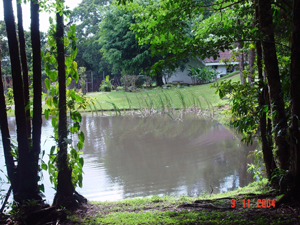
165, 50, 239, 84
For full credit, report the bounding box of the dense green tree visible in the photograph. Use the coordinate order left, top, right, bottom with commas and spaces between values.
69, 0, 112, 73
99, 5, 162, 75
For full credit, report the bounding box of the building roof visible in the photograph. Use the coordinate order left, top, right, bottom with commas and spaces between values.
203, 50, 232, 63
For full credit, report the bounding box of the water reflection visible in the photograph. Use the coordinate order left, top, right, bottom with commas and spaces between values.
0, 114, 255, 202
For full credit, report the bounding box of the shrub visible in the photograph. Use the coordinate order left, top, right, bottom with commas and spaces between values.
99, 75, 114, 92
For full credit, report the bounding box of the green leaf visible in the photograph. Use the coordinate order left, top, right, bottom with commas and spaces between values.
73, 46, 78, 58
50, 54, 58, 68
65, 56, 73, 68
78, 131, 85, 143
41, 163, 48, 170
51, 117, 58, 128
79, 157, 84, 168
72, 61, 78, 72
75, 94, 84, 103
44, 109, 50, 120
46, 98, 53, 107
70, 111, 82, 122
71, 148, 77, 158
50, 146, 56, 155
78, 174, 83, 188
49, 70, 58, 82
66, 77, 72, 86
69, 125, 79, 133
45, 78, 50, 90
69, 89, 76, 100
77, 141, 83, 150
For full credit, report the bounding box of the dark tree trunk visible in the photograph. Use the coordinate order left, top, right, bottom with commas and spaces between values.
155, 72, 164, 87
256, 39, 276, 180
3, 0, 41, 203
0, 44, 18, 199
53, 1, 76, 207
258, 0, 290, 170
288, 0, 300, 200
16, 0, 31, 139
237, 20, 245, 85
30, 0, 43, 189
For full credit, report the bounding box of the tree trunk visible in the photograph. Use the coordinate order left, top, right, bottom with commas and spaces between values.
248, 1, 256, 85
256, 39, 276, 180
54, 0, 76, 207
16, 0, 31, 139
248, 47, 255, 84
258, 0, 290, 170
237, 19, 245, 85
0, 44, 18, 199
155, 72, 164, 87
30, 0, 43, 189
3, 0, 41, 203
288, 0, 300, 200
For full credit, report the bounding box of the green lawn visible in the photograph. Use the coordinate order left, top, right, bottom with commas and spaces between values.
5, 73, 240, 117
85, 73, 240, 113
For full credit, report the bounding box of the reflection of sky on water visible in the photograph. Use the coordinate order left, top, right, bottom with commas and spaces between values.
0, 114, 255, 203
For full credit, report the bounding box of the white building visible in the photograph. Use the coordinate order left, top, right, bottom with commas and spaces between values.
166, 50, 239, 84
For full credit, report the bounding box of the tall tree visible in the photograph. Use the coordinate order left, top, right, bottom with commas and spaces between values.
99, 6, 157, 75
53, 0, 75, 207
237, 19, 245, 84
258, 0, 290, 170
289, 0, 300, 199
31, 0, 43, 193
16, 0, 31, 138
53, 0, 87, 207
69, 0, 112, 73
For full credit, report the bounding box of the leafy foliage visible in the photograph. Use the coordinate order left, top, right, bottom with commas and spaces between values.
212, 80, 260, 145
69, 0, 112, 73
188, 66, 218, 84
99, 75, 114, 92
99, 4, 162, 75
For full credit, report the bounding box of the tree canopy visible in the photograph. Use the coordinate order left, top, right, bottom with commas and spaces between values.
99, 5, 163, 75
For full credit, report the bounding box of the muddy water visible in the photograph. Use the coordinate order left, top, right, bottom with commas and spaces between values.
0, 114, 255, 202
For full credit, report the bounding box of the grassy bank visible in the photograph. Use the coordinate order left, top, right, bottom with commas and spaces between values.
5, 73, 239, 117
66, 179, 300, 224
85, 74, 240, 113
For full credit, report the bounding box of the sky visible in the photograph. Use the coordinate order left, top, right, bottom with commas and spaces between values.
0, 0, 82, 32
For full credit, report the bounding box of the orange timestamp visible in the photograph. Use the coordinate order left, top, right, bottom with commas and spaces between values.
231, 199, 276, 208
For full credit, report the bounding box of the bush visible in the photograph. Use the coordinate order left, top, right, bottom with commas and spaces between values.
188, 66, 219, 84
120, 75, 138, 91
135, 75, 146, 88
99, 75, 114, 92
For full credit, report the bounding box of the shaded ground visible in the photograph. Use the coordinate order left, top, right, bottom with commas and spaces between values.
60, 194, 300, 225
1, 180, 300, 224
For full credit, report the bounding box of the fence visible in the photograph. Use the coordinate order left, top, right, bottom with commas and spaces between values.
2, 72, 122, 94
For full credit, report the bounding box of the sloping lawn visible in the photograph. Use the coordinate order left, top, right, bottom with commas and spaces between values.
85, 74, 240, 112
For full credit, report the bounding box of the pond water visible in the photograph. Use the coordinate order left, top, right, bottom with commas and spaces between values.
0, 114, 255, 203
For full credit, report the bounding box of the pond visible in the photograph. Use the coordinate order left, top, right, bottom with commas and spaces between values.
0, 114, 255, 203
